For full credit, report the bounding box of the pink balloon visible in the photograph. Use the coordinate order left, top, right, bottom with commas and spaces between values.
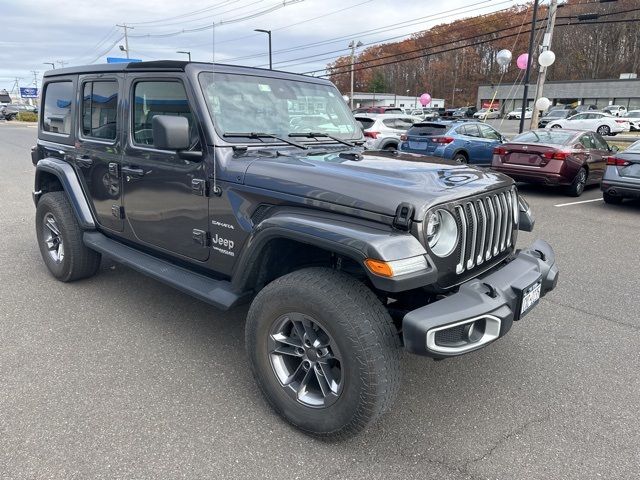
419, 93, 432, 106
516, 53, 529, 70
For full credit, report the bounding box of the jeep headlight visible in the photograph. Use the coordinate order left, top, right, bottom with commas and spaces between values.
426, 209, 458, 257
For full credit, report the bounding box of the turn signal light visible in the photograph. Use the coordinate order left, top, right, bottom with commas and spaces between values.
364, 259, 394, 277
606, 156, 630, 166
364, 256, 429, 278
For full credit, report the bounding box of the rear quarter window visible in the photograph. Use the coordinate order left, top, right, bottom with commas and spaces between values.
355, 117, 375, 129
42, 81, 73, 135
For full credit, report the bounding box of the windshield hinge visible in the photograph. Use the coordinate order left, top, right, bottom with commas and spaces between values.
192, 229, 211, 247
393, 203, 414, 231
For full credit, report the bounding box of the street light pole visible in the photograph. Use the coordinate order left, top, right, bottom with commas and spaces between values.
519, 0, 540, 134
254, 29, 272, 69
43, 62, 55, 70
116, 23, 133, 59
348, 40, 363, 109
177, 50, 192, 61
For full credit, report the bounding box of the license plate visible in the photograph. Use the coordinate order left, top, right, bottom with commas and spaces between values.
520, 280, 542, 317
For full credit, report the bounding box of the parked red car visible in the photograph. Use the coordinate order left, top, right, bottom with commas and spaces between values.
492, 129, 618, 196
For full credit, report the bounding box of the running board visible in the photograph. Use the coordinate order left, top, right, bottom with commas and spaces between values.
83, 231, 249, 311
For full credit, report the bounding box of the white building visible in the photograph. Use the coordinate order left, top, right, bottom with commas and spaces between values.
351, 92, 444, 109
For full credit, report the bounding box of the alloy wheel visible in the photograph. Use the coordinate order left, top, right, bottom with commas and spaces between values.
268, 313, 343, 408
42, 212, 64, 263
576, 169, 587, 195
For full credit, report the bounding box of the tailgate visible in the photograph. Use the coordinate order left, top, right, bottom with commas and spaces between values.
406, 136, 438, 153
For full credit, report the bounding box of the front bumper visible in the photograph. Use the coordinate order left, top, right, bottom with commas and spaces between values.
403, 239, 558, 358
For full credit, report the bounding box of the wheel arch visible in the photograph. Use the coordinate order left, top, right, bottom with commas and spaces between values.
34, 158, 95, 230
230, 209, 433, 294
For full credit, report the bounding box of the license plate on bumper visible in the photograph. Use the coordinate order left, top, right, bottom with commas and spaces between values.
518, 278, 542, 318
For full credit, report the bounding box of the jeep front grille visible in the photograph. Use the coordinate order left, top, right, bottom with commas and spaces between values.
453, 188, 517, 275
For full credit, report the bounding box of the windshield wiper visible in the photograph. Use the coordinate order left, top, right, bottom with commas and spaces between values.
223, 132, 308, 150
288, 132, 356, 147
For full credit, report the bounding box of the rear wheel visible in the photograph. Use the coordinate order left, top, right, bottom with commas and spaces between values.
245, 267, 401, 439
566, 168, 587, 197
453, 152, 468, 164
35, 192, 101, 282
384, 144, 397, 151
603, 192, 623, 204
551, 124, 562, 129
597, 125, 611, 136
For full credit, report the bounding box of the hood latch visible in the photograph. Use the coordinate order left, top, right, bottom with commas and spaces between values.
393, 203, 415, 231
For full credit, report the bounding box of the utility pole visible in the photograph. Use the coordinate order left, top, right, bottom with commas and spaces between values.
56, 60, 68, 68
348, 40, 363, 109
530, 0, 558, 129
519, 0, 540, 134
31, 71, 39, 87
116, 23, 133, 59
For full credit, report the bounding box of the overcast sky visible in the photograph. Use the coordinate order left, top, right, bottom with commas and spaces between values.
0, 0, 522, 92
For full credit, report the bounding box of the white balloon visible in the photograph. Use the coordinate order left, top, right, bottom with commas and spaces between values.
496, 49, 512, 67
538, 50, 556, 67
535, 97, 552, 111
342, 95, 350, 102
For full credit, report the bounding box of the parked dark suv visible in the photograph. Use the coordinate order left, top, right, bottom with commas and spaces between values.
32, 61, 558, 439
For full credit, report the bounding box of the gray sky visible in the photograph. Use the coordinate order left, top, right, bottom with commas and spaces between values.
0, 0, 522, 92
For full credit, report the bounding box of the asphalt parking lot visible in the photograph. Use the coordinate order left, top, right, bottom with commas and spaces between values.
1, 121, 639, 479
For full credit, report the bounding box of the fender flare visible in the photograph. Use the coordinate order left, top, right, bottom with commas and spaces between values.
231, 208, 436, 293
34, 157, 95, 230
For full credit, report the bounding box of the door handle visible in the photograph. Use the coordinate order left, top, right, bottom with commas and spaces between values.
121, 166, 145, 178
75, 156, 93, 168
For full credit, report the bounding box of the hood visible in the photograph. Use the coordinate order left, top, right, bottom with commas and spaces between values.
243, 150, 513, 219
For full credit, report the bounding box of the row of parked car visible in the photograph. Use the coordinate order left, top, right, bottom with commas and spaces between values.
355, 112, 640, 202
0, 103, 38, 120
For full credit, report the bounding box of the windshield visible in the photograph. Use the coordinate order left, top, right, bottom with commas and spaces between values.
545, 110, 567, 118
198, 71, 359, 140
625, 111, 640, 117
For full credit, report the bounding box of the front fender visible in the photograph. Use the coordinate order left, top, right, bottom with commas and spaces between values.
231, 208, 437, 293
34, 158, 95, 230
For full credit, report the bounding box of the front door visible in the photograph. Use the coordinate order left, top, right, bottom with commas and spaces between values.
121, 76, 209, 262
477, 124, 503, 164
74, 76, 123, 232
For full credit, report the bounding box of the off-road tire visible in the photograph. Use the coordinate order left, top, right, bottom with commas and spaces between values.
603, 192, 623, 205
35, 191, 101, 282
245, 267, 401, 440
566, 167, 588, 197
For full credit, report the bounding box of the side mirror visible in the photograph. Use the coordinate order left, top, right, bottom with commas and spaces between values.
609, 145, 619, 153
152, 115, 190, 150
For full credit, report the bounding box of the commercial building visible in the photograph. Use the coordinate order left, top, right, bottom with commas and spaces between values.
477, 77, 640, 113
351, 92, 445, 110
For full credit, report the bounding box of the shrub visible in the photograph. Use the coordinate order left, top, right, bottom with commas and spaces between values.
17, 111, 38, 122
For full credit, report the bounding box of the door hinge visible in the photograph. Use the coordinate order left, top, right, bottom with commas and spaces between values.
393, 202, 414, 231
192, 229, 211, 247
108, 162, 120, 178
111, 205, 125, 219
191, 178, 206, 197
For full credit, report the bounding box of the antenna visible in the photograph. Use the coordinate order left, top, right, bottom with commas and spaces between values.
210, 20, 221, 196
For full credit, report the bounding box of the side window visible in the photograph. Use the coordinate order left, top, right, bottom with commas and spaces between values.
591, 133, 609, 150
81, 81, 118, 141
395, 118, 416, 129
479, 124, 501, 140
382, 118, 397, 129
579, 134, 595, 149
42, 81, 73, 135
132, 81, 194, 147
459, 124, 481, 138
571, 114, 585, 120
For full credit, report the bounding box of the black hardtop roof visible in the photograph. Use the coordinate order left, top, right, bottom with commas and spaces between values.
43, 60, 331, 84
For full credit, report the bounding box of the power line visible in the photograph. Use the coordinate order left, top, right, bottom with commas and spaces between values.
127, 0, 240, 26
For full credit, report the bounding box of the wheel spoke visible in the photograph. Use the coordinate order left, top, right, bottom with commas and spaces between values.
314, 366, 330, 397
271, 332, 303, 349
296, 367, 314, 400
291, 319, 307, 343
272, 345, 304, 358
45, 218, 60, 236
318, 361, 340, 394
283, 361, 304, 386
301, 318, 320, 346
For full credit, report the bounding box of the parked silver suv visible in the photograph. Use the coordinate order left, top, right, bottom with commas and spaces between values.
356, 113, 421, 150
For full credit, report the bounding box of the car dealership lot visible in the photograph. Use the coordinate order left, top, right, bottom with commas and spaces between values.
1, 122, 639, 479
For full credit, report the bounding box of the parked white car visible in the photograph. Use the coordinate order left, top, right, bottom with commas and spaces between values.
355, 114, 422, 150
473, 108, 500, 119
545, 111, 630, 136
603, 105, 627, 117
506, 107, 532, 120
623, 110, 640, 131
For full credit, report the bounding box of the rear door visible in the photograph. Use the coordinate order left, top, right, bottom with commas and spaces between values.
477, 124, 503, 164
566, 113, 588, 129
74, 76, 124, 232
456, 123, 485, 163
121, 75, 209, 262
578, 133, 605, 181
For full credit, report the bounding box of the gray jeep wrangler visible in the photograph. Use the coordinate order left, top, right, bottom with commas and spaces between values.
32, 61, 558, 439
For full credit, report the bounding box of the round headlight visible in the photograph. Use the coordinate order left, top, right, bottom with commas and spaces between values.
426, 209, 458, 257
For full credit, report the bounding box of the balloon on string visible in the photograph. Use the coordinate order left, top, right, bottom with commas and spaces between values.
535, 97, 552, 111
538, 50, 556, 67
496, 49, 512, 67
342, 95, 350, 103
516, 53, 529, 70
419, 93, 432, 106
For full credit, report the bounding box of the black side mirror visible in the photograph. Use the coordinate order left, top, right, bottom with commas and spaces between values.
609, 145, 619, 153
152, 115, 190, 150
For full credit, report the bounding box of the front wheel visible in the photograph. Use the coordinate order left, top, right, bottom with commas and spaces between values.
551, 124, 562, 129
567, 168, 587, 197
245, 267, 401, 439
597, 125, 611, 136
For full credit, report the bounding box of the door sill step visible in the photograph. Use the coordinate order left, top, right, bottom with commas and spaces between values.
83, 231, 249, 310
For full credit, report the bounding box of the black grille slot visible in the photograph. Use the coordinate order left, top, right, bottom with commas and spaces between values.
435, 324, 467, 345
251, 205, 273, 226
